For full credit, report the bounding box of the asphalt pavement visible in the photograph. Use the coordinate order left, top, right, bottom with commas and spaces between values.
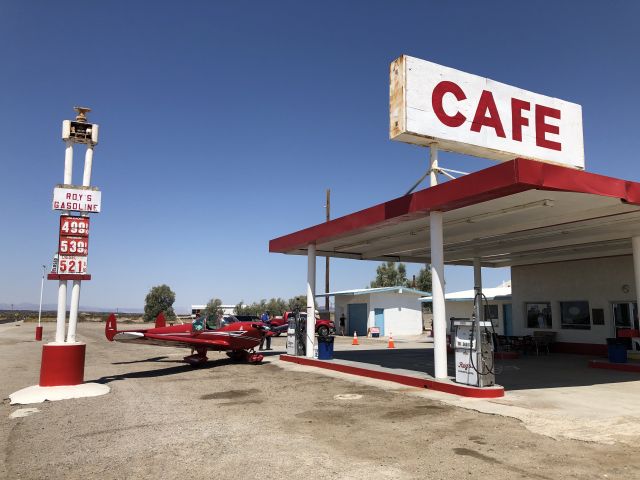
2, 322, 639, 480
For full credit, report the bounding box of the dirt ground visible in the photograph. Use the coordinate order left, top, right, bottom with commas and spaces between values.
1, 322, 638, 480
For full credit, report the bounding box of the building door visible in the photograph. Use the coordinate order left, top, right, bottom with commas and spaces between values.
348, 303, 368, 337
374, 308, 385, 336
612, 302, 638, 349
503, 304, 513, 336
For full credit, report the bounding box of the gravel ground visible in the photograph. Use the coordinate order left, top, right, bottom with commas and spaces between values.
1, 322, 638, 480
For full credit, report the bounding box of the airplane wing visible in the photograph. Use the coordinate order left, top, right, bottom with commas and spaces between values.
144, 333, 231, 349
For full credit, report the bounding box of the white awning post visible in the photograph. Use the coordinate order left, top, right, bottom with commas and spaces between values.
430, 145, 448, 379
306, 243, 317, 358
474, 257, 483, 347
632, 237, 640, 320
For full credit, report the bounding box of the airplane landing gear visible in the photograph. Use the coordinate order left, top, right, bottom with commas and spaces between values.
247, 351, 264, 363
184, 347, 208, 366
226, 349, 263, 364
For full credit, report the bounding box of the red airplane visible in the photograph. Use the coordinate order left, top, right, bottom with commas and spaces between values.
105, 313, 266, 366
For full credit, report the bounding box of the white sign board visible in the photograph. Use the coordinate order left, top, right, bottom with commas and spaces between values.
57, 255, 88, 274
52, 186, 101, 213
390, 55, 585, 169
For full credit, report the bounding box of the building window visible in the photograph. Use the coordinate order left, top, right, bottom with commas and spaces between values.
560, 301, 591, 330
525, 302, 552, 329
484, 304, 498, 321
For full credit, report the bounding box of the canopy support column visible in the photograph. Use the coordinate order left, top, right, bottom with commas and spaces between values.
474, 257, 484, 346
632, 237, 640, 323
430, 145, 447, 379
307, 243, 316, 358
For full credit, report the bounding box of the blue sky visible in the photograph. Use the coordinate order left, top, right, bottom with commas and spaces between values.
1, 1, 639, 312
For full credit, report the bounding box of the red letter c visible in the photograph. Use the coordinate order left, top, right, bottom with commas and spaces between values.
432, 81, 467, 127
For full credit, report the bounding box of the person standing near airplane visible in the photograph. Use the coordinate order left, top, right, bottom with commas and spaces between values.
259, 310, 272, 351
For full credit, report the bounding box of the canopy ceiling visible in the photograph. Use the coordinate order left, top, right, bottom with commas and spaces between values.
269, 159, 640, 268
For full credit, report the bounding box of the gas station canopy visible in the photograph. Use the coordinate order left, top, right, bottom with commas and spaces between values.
269, 158, 640, 267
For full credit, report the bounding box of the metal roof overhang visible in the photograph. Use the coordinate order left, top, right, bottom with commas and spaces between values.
269, 158, 640, 268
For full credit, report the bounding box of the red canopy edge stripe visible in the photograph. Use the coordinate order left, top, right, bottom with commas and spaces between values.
269, 158, 640, 254
514, 159, 640, 202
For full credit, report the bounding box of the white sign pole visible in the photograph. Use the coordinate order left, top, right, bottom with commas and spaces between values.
55, 142, 74, 343
55, 281, 67, 343
82, 145, 94, 187
66, 143, 95, 343
38, 264, 45, 328
64, 141, 73, 185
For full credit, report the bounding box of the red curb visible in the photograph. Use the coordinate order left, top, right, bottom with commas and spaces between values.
494, 351, 519, 360
588, 360, 640, 373
280, 355, 504, 398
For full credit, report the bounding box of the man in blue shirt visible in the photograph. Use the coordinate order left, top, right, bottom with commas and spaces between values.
259, 311, 272, 351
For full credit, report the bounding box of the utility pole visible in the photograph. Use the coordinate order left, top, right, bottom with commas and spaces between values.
325, 189, 330, 312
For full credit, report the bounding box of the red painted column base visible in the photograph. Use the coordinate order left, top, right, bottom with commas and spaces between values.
40, 343, 86, 386
35, 326, 43, 341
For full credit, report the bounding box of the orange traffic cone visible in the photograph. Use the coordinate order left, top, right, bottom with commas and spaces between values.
387, 333, 395, 349
352, 331, 359, 345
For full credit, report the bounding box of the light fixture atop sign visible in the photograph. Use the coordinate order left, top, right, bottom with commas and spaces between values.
62, 106, 99, 145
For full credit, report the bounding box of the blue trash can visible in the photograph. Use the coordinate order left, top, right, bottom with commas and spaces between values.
606, 338, 627, 363
317, 335, 335, 360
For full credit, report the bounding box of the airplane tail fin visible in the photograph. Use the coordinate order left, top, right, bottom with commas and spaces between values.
155, 312, 166, 328
106, 313, 118, 341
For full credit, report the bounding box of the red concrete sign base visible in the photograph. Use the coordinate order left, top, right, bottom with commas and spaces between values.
47, 274, 91, 281
40, 343, 86, 386
280, 354, 504, 398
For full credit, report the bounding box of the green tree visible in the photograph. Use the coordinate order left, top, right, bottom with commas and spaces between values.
204, 298, 223, 319
266, 297, 287, 316
287, 294, 308, 311
144, 284, 176, 322
234, 301, 247, 315
235, 295, 309, 317
415, 265, 432, 293
369, 262, 409, 288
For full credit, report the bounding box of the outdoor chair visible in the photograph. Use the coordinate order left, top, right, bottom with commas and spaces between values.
496, 335, 511, 352
532, 331, 556, 355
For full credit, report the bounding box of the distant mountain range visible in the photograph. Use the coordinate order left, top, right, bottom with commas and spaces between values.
0, 302, 192, 315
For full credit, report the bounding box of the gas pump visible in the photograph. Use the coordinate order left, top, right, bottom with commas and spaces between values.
286, 308, 306, 356
452, 289, 495, 387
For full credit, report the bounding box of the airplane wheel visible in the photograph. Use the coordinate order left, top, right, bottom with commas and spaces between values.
248, 353, 264, 363
226, 350, 246, 362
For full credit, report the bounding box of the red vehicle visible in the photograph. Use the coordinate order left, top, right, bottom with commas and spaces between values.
105, 313, 266, 366
269, 311, 335, 337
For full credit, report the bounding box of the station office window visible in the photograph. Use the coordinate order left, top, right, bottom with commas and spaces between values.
560, 301, 591, 330
526, 302, 552, 329
484, 304, 498, 324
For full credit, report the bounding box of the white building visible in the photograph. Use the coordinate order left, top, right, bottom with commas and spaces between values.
322, 287, 429, 337
422, 281, 512, 335
511, 257, 638, 354
191, 304, 239, 317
